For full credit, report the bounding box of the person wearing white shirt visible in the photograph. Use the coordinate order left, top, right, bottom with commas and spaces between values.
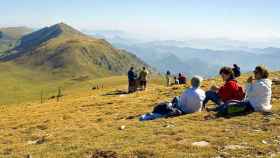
140, 76, 206, 121
178, 76, 206, 114
245, 65, 272, 112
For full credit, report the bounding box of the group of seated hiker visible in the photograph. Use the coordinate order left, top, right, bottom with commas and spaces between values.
140, 65, 272, 121
128, 67, 149, 93
173, 73, 187, 85
166, 71, 187, 86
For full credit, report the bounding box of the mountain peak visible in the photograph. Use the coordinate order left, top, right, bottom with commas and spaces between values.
0, 23, 149, 78
13, 23, 84, 51
55, 22, 68, 27
49, 22, 83, 36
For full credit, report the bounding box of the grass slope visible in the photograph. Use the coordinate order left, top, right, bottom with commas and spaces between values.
0, 62, 161, 105
1, 23, 150, 79
0, 73, 280, 157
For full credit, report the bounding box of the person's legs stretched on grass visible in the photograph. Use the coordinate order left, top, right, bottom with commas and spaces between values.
203, 91, 222, 109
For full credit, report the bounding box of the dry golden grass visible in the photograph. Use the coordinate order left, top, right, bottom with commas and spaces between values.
1, 73, 280, 158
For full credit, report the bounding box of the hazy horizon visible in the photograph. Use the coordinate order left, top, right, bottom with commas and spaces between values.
1, 0, 280, 41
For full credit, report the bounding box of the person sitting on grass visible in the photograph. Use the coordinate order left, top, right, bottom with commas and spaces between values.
210, 65, 272, 116
176, 76, 206, 113
203, 67, 245, 109
178, 73, 187, 84
173, 77, 179, 85
139, 76, 205, 121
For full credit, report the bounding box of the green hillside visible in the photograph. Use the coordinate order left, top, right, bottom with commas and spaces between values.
0, 23, 154, 105
0, 23, 150, 78
0, 62, 161, 105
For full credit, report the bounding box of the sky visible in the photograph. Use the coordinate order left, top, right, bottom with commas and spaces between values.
1, 0, 280, 40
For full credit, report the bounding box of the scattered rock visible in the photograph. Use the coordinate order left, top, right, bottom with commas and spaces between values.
164, 124, 175, 128
253, 129, 262, 132
119, 125, 126, 130
192, 141, 210, 147
27, 137, 46, 145
224, 145, 245, 150
262, 140, 268, 144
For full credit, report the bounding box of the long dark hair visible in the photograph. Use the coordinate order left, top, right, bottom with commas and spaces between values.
220, 67, 235, 81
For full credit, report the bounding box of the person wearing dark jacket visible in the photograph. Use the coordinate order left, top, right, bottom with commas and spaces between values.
203, 67, 245, 108
233, 64, 241, 78
128, 67, 137, 93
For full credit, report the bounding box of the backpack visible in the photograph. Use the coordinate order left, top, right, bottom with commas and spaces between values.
217, 101, 253, 117
233, 67, 241, 77
152, 102, 173, 115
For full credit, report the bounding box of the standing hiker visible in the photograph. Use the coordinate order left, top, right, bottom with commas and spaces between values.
139, 67, 149, 90
128, 67, 137, 93
166, 70, 171, 86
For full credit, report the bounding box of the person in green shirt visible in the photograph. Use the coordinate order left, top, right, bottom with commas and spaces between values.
139, 67, 149, 90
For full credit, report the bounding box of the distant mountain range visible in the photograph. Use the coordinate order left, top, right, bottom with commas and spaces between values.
89, 31, 280, 77
0, 23, 149, 78
1, 26, 279, 78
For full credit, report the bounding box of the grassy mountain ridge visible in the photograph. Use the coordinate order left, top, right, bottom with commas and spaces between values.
0, 23, 151, 105
0, 23, 150, 78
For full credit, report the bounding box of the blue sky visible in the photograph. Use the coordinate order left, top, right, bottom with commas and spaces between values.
1, 0, 280, 40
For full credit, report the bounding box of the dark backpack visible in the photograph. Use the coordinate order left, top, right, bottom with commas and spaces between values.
152, 102, 173, 115
233, 67, 241, 77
